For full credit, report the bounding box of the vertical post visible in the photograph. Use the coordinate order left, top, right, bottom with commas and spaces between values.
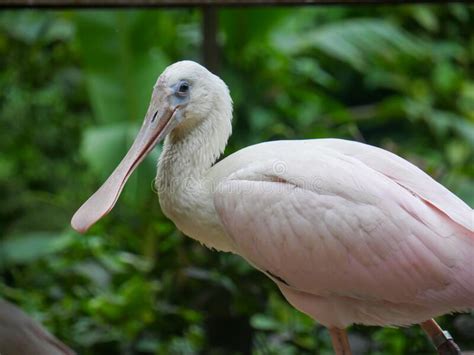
202, 6, 219, 74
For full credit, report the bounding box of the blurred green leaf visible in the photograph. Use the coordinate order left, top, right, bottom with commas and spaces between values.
251, 314, 280, 331
73, 11, 169, 124
0, 231, 73, 266
275, 18, 425, 70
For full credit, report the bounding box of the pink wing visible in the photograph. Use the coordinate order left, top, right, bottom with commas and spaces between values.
316, 139, 472, 231
214, 140, 473, 314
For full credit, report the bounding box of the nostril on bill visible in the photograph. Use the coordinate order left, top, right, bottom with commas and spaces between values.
152, 111, 158, 122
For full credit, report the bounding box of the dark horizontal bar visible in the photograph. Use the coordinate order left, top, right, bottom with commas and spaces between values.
0, 0, 450, 8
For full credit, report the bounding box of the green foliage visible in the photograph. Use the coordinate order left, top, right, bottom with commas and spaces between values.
0, 5, 473, 355
74, 11, 171, 206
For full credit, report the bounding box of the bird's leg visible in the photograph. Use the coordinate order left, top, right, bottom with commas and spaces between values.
420, 319, 461, 355
329, 328, 352, 355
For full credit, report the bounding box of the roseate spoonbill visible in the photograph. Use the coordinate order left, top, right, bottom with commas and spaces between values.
72, 61, 473, 354
0, 299, 75, 355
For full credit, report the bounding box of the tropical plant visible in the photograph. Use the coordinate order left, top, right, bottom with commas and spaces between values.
0, 5, 473, 354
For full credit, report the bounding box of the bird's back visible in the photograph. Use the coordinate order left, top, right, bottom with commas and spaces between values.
214, 138, 472, 231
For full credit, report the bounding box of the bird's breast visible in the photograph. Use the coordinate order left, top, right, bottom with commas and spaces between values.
157, 177, 236, 253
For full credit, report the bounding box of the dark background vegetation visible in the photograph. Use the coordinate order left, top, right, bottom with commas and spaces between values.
0, 4, 473, 354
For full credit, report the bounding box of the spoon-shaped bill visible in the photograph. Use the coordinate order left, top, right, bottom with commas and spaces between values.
71, 104, 177, 233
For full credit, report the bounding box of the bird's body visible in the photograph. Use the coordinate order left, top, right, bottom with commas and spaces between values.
158, 135, 474, 328
72, 60, 474, 353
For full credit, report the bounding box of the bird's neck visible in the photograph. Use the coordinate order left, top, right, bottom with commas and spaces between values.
156, 109, 232, 194
155, 100, 235, 253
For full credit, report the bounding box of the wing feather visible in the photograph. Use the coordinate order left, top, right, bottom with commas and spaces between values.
213, 144, 473, 308
317, 139, 473, 231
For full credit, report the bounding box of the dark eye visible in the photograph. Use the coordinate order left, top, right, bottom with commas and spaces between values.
177, 82, 190, 95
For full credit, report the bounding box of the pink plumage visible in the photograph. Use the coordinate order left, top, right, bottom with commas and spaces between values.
214, 139, 473, 328
72, 61, 473, 354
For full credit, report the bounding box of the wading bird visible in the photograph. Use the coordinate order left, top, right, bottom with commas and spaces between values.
72, 61, 473, 355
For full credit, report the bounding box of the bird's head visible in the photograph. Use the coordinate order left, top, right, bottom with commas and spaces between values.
155, 60, 231, 138
71, 60, 231, 233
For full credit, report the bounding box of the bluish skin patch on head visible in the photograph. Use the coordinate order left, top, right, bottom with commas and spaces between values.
170, 80, 191, 107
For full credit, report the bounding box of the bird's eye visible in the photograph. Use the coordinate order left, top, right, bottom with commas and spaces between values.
177, 82, 190, 96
